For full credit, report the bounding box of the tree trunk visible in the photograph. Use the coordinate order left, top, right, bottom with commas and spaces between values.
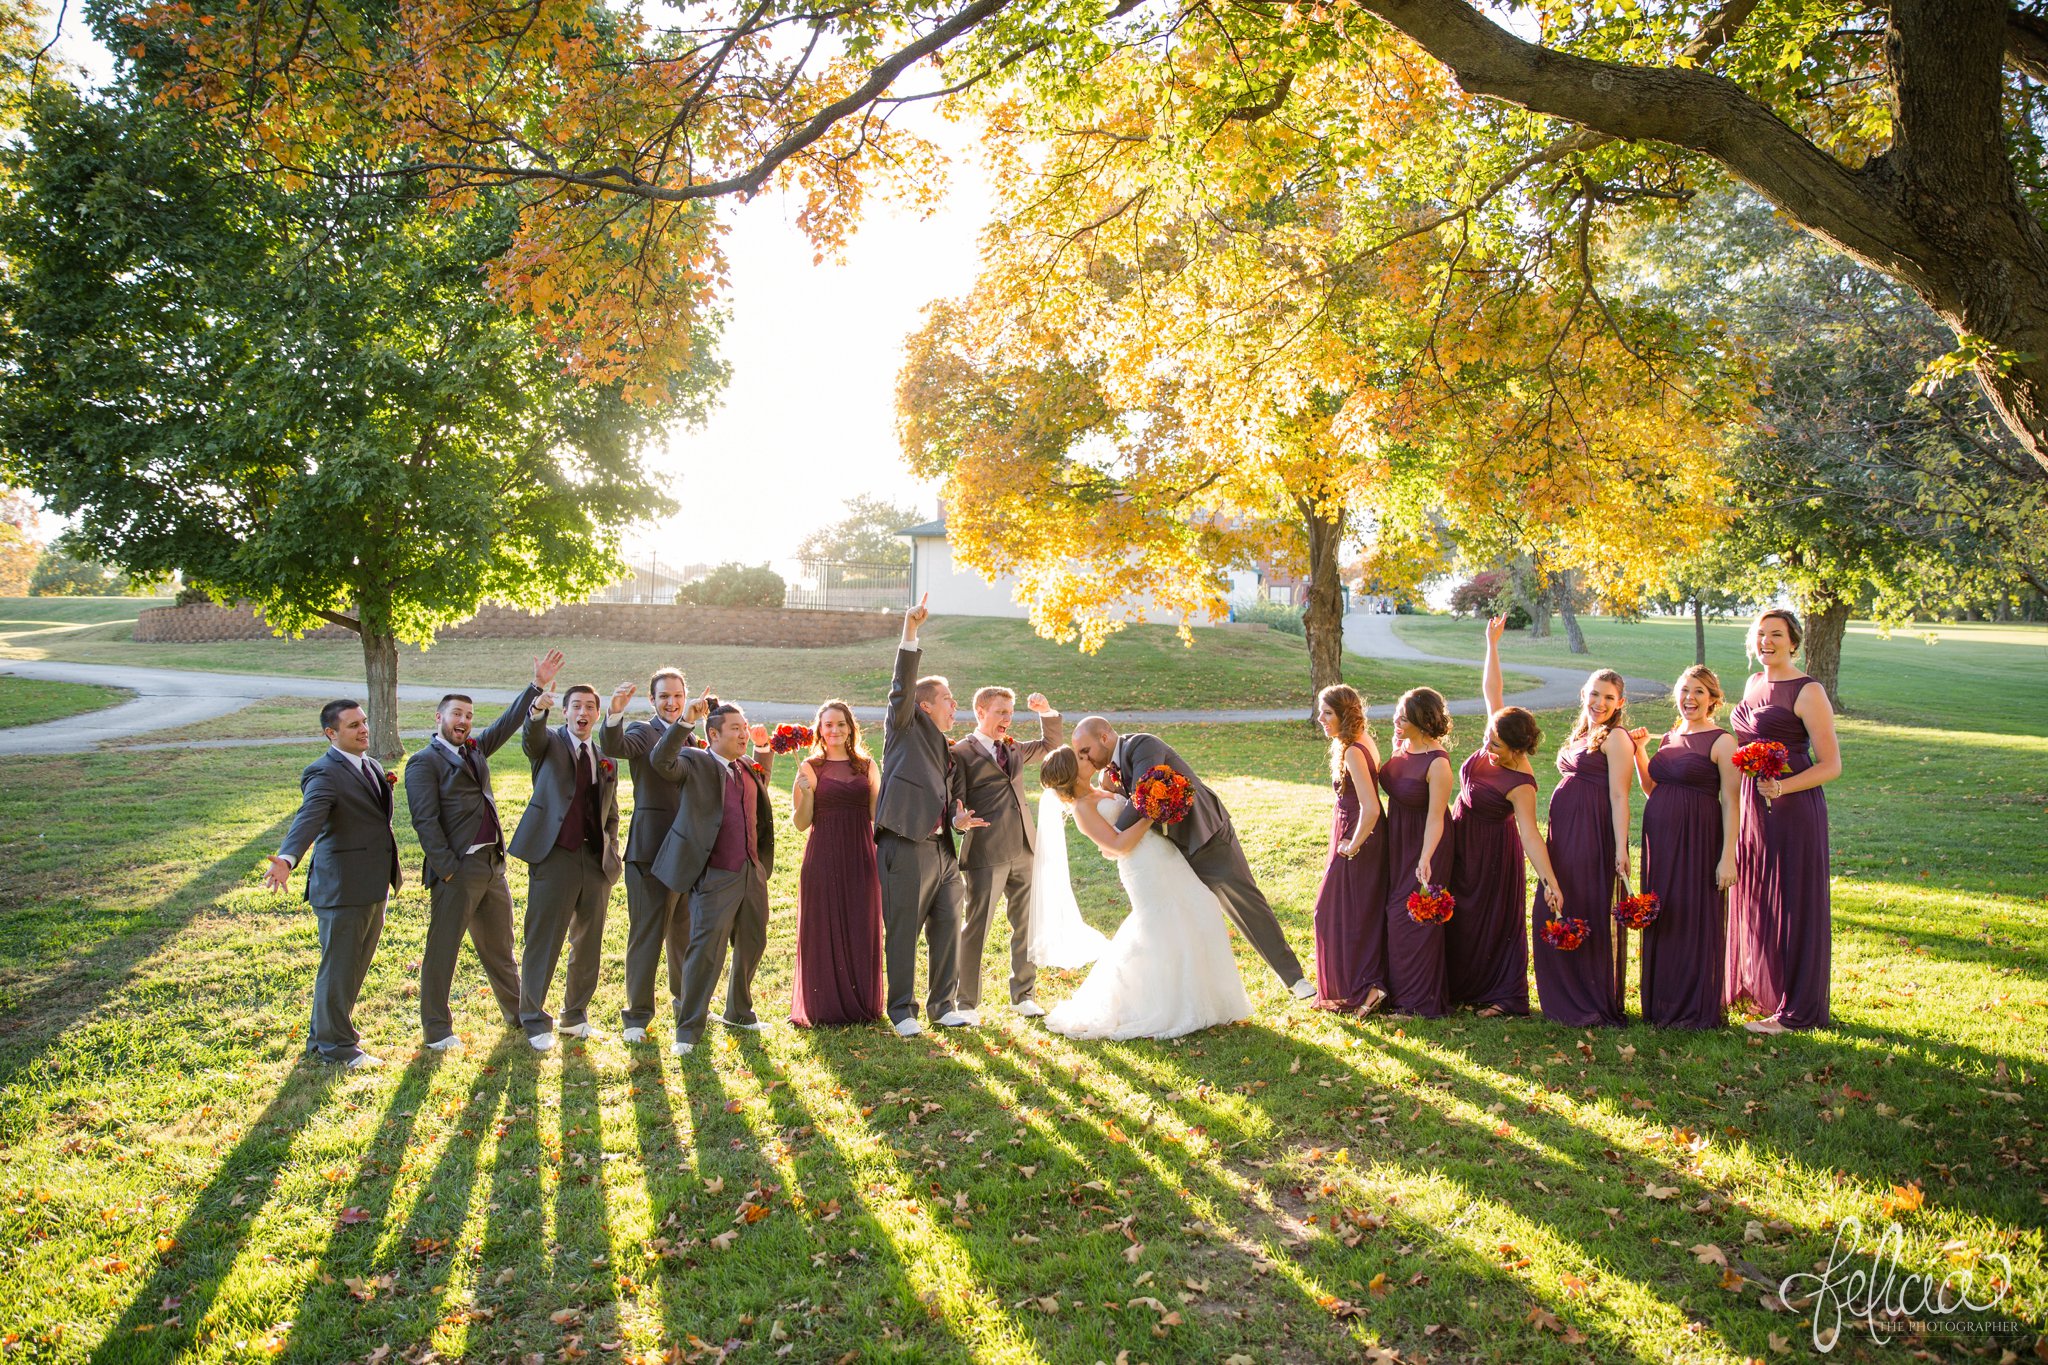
1557, 568, 1588, 654
1797, 593, 1851, 710
1524, 583, 1552, 639
1299, 500, 1348, 711
360, 628, 404, 763
1692, 597, 1707, 666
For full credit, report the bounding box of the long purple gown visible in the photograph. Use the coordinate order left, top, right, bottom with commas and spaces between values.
1726, 676, 1832, 1029
790, 758, 885, 1026
1640, 728, 1729, 1029
1378, 747, 1449, 1017
1538, 741, 1625, 1027
1313, 741, 1389, 1011
1445, 751, 1534, 1015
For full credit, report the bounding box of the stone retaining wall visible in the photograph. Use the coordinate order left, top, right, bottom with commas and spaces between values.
132, 602, 899, 648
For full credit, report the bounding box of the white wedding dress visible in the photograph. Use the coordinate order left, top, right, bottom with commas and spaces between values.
1043, 797, 1253, 1040
1025, 792, 1110, 968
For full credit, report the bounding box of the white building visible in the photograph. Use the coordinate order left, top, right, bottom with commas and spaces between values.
898, 515, 1266, 623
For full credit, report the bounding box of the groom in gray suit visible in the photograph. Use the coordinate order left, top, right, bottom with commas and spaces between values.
1073, 718, 1314, 1000
511, 681, 624, 1051
877, 595, 986, 1037
263, 699, 404, 1068
401, 650, 555, 1052
647, 703, 777, 1056
951, 686, 1062, 1021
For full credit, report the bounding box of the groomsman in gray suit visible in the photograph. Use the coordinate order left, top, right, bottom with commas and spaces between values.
876, 595, 987, 1038
401, 649, 556, 1051
647, 703, 777, 1056
263, 699, 403, 1068
1074, 718, 1315, 1000
511, 680, 624, 1051
599, 666, 710, 1044
950, 686, 1062, 1022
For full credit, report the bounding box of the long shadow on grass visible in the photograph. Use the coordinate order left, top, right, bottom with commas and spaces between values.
958, 1026, 1677, 1363
549, 1044, 619, 1349
272, 1052, 438, 1363
0, 816, 295, 1104
88, 1068, 343, 1365
460, 1047, 545, 1359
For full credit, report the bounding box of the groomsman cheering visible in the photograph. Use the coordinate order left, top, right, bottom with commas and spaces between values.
402, 650, 556, 1052
648, 704, 778, 1056
876, 595, 987, 1038
601, 667, 710, 1044
511, 678, 624, 1051
263, 699, 403, 1069
951, 687, 1062, 1022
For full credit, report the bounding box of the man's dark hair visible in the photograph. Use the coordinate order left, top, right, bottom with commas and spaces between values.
563, 684, 600, 706
437, 693, 472, 713
320, 699, 362, 732
707, 703, 744, 733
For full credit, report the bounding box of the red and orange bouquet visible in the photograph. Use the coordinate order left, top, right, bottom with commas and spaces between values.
1538, 914, 1590, 951
1613, 890, 1661, 930
769, 723, 814, 755
1406, 884, 1455, 924
1732, 740, 1790, 808
1129, 764, 1194, 823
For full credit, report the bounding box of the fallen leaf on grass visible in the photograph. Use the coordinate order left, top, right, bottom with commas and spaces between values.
709, 1230, 738, 1251
1692, 1244, 1727, 1265
1719, 1268, 1747, 1292
1879, 1182, 1924, 1216
1367, 1272, 1389, 1297
335, 1207, 372, 1227
1642, 1184, 1679, 1201
703, 1176, 725, 1195
1123, 1242, 1144, 1264
1769, 1333, 1791, 1354
1526, 1306, 1564, 1333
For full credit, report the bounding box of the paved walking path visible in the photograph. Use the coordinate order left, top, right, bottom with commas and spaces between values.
0, 619, 1663, 755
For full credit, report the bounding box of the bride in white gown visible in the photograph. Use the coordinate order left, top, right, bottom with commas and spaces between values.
1034, 746, 1252, 1040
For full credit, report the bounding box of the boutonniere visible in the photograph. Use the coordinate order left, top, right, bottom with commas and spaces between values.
598, 756, 616, 779
999, 735, 1017, 748
747, 760, 767, 781
384, 769, 400, 787
1104, 762, 1121, 787
461, 736, 478, 751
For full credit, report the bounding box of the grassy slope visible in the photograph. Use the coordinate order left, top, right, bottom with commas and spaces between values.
1, 600, 1525, 714
0, 676, 132, 729
1, 624, 2043, 1363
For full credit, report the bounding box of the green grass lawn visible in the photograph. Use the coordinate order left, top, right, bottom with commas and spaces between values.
0, 675, 132, 729
0, 598, 1527, 717
2, 618, 2043, 1363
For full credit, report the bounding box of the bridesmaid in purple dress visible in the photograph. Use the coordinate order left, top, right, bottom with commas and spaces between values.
1377, 688, 1456, 1018
1628, 665, 1740, 1029
1447, 616, 1566, 1017
1538, 666, 1634, 1027
789, 700, 886, 1027
1726, 609, 1842, 1034
1311, 684, 1388, 1014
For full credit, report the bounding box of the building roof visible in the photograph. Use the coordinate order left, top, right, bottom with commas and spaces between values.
897, 518, 946, 538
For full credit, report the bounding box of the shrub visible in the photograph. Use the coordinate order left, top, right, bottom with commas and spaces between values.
1448, 569, 1530, 628
675, 562, 787, 609
29, 548, 121, 596
1230, 598, 1307, 637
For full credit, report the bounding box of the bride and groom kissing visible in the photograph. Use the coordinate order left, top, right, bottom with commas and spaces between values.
885, 595, 1313, 1043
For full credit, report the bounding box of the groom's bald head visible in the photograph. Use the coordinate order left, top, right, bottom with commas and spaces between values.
1073, 716, 1117, 767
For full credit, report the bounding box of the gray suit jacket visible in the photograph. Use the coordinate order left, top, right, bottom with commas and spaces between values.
876, 644, 966, 854
508, 719, 623, 880
950, 714, 1063, 869
1110, 732, 1231, 854
278, 748, 403, 909
403, 684, 539, 886
600, 713, 698, 866
647, 721, 777, 894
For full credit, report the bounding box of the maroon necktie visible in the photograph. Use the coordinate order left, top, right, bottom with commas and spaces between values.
996, 742, 1012, 777
461, 746, 501, 847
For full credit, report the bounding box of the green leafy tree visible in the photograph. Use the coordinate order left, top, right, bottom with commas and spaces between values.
28, 543, 123, 596
0, 81, 724, 756
795, 495, 921, 566
674, 563, 787, 610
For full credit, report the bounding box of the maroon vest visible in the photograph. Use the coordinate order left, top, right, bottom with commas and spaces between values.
706, 760, 759, 871
555, 741, 601, 853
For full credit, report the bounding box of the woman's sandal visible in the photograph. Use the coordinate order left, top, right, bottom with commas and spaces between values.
1475, 1005, 1506, 1019
1360, 986, 1387, 1016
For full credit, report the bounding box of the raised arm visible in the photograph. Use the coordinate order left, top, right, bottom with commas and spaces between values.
889, 597, 928, 736
1073, 793, 1154, 856
1482, 614, 1507, 716
1508, 784, 1564, 914
521, 701, 554, 764
478, 680, 546, 756
1629, 727, 1657, 794
648, 713, 695, 782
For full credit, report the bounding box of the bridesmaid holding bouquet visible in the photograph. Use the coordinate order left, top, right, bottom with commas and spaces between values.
1629, 667, 1740, 1029
1378, 688, 1456, 1018
1311, 684, 1388, 1014
1537, 665, 1634, 1027
1446, 616, 1566, 1018
789, 700, 886, 1027
1726, 609, 1842, 1033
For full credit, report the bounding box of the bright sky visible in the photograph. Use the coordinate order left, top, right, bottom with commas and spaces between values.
32, 7, 991, 566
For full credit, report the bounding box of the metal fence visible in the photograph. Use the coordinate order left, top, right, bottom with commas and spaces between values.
777, 558, 910, 612
587, 555, 908, 612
